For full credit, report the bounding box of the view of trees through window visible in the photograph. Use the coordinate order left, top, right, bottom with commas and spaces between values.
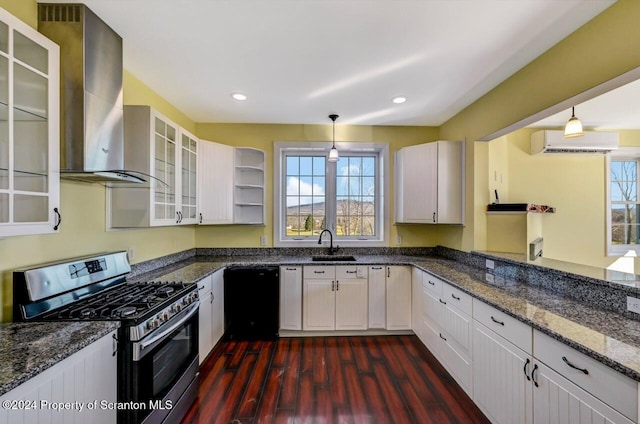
611, 160, 640, 245
285, 154, 376, 238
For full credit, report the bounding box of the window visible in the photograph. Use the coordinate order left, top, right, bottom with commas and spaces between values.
607, 150, 640, 255
275, 142, 388, 246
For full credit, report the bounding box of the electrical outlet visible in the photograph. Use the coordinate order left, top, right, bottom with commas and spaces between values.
485, 273, 495, 283
486, 259, 495, 270
627, 296, 640, 314
260, 235, 267, 246
396, 235, 402, 245
127, 247, 135, 261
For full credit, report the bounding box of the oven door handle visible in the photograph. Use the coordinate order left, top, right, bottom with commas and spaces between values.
133, 302, 199, 361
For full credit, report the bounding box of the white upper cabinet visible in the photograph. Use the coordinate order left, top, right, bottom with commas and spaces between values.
0, 8, 60, 238
395, 140, 464, 224
109, 106, 197, 227
197, 144, 265, 225
198, 140, 234, 224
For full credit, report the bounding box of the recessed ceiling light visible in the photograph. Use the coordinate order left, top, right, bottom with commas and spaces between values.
232, 93, 247, 101
392, 96, 407, 104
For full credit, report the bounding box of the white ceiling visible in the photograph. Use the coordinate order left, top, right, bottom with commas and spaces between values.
43, 0, 615, 126
529, 78, 640, 130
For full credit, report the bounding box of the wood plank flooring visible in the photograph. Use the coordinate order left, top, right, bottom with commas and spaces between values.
181, 335, 490, 424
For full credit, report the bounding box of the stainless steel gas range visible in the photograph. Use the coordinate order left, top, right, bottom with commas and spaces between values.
13, 251, 199, 424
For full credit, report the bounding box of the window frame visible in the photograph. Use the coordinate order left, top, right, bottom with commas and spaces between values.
273, 141, 389, 247
606, 148, 640, 256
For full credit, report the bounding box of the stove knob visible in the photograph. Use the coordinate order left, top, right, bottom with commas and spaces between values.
175, 303, 183, 313
190, 293, 198, 303
146, 319, 156, 330
161, 311, 169, 321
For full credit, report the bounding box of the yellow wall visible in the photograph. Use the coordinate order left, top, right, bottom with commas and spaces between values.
194, 123, 442, 247
440, 0, 640, 254
486, 128, 640, 270
0, 0, 36, 28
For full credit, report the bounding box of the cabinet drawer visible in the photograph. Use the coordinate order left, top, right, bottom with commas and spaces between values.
422, 272, 443, 295
304, 266, 335, 279
472, 299, 532, 353
196, 276, 212, 293
534, 330, 638, 422
443, 283, 472, 316
336, 265, 368, 279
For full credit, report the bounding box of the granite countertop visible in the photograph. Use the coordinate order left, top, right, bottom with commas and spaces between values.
0, 321, 120, 396
131, 254, 640, 383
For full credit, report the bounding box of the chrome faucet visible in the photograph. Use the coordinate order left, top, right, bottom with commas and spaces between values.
318, 229, 339, 255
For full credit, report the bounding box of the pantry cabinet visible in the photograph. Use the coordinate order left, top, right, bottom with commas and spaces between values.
0, 330, 117, 424
302, 265, 368, 331
395, 140, 463, 224
0, 7, 60, 238
109, 106, 197, 227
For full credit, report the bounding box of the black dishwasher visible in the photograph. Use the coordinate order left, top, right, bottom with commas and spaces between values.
224, 265, 280, 340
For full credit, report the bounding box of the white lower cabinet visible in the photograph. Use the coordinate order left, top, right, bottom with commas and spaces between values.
419, 270, 473, 395
280, 266, 303, 330
368, 266, 386, 329
385, 266, 412, 330
303, 266, 368, 331
198, 269, 225, 364
472, 298, 635, 424
0, 330, 117, 424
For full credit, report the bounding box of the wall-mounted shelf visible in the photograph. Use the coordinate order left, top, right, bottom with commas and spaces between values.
234, 148, 265, 225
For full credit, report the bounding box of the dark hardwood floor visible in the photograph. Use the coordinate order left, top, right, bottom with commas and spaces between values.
181, 335, 490, 424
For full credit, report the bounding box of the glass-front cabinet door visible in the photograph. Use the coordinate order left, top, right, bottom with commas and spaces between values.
152, 114, 178, 225
0, 8, 60, 238
180, 130, 198, 224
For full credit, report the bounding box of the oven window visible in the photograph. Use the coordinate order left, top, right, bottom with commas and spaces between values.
152, 325, 193, 397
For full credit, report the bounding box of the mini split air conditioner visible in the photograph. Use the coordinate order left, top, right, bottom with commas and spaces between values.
530, 130, 619, 155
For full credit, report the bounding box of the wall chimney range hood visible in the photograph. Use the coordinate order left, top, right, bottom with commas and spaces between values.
37, 4, 144, 183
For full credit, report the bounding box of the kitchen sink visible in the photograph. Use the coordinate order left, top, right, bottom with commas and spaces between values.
311, 255, 357, 262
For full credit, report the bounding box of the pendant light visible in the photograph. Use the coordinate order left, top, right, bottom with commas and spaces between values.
563, 106, 584, 138
328, 114, 339, 162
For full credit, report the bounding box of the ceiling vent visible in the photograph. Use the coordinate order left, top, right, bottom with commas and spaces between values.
530, 130, 619, 155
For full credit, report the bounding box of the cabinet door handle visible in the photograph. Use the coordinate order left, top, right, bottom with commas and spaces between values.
346, 270, 357, 274
531, 364, 539, 387
439, 333, 447, 341
176, 212, 180, 223
112, 333, 118, 357
490, 316, 505, 326
336, 280, 339, 291
562, 356, 589, 375
451, 293, 461, 301
198, 285, 205, 290
439, 298, 447, 305
427, 280, 435, 286
387, 267, 391, 278
179, 211, 183, 222
199, 213, 203, 224
331, 281, 335, 291
53, 207, 61, 230
371, 266, 383, 270
314, 270, 325, 274
432, 212, 436, 222
211, 292, 214, 304
523, 358, 531, 381
286, 267, 298, 271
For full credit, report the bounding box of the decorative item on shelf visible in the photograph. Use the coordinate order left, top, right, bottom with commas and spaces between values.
328, 114, 339, 162
563, 106, 584, 138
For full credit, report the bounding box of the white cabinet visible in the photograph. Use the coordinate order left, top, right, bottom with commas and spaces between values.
197, 275, 213, 364
0, 330, 117, 424
109, 105, 197, 227
385, 265, 412, 330
198, 140, 234, 224
419, 271, 473, 395
280, 266, 302, 331
411, 267, 424, 340
368, 266, 386, 328
472, 298, 635, 424
0, 7, 60, 238
211, 268, 224, 348
198, 269, 224, 364
302, 265, 368, 331
234, 147, 265, 224
197, 144, 265, 225
395, 140, 463, 224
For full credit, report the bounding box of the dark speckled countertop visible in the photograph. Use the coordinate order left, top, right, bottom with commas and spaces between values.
131, 254, 640, 383
0, 321, 120, 396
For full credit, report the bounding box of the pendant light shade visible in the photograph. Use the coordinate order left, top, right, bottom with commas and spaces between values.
328, 114, 339, 162
564, 106, 584, 138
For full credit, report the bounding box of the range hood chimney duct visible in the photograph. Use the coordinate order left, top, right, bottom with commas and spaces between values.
37, 4, 144, 183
